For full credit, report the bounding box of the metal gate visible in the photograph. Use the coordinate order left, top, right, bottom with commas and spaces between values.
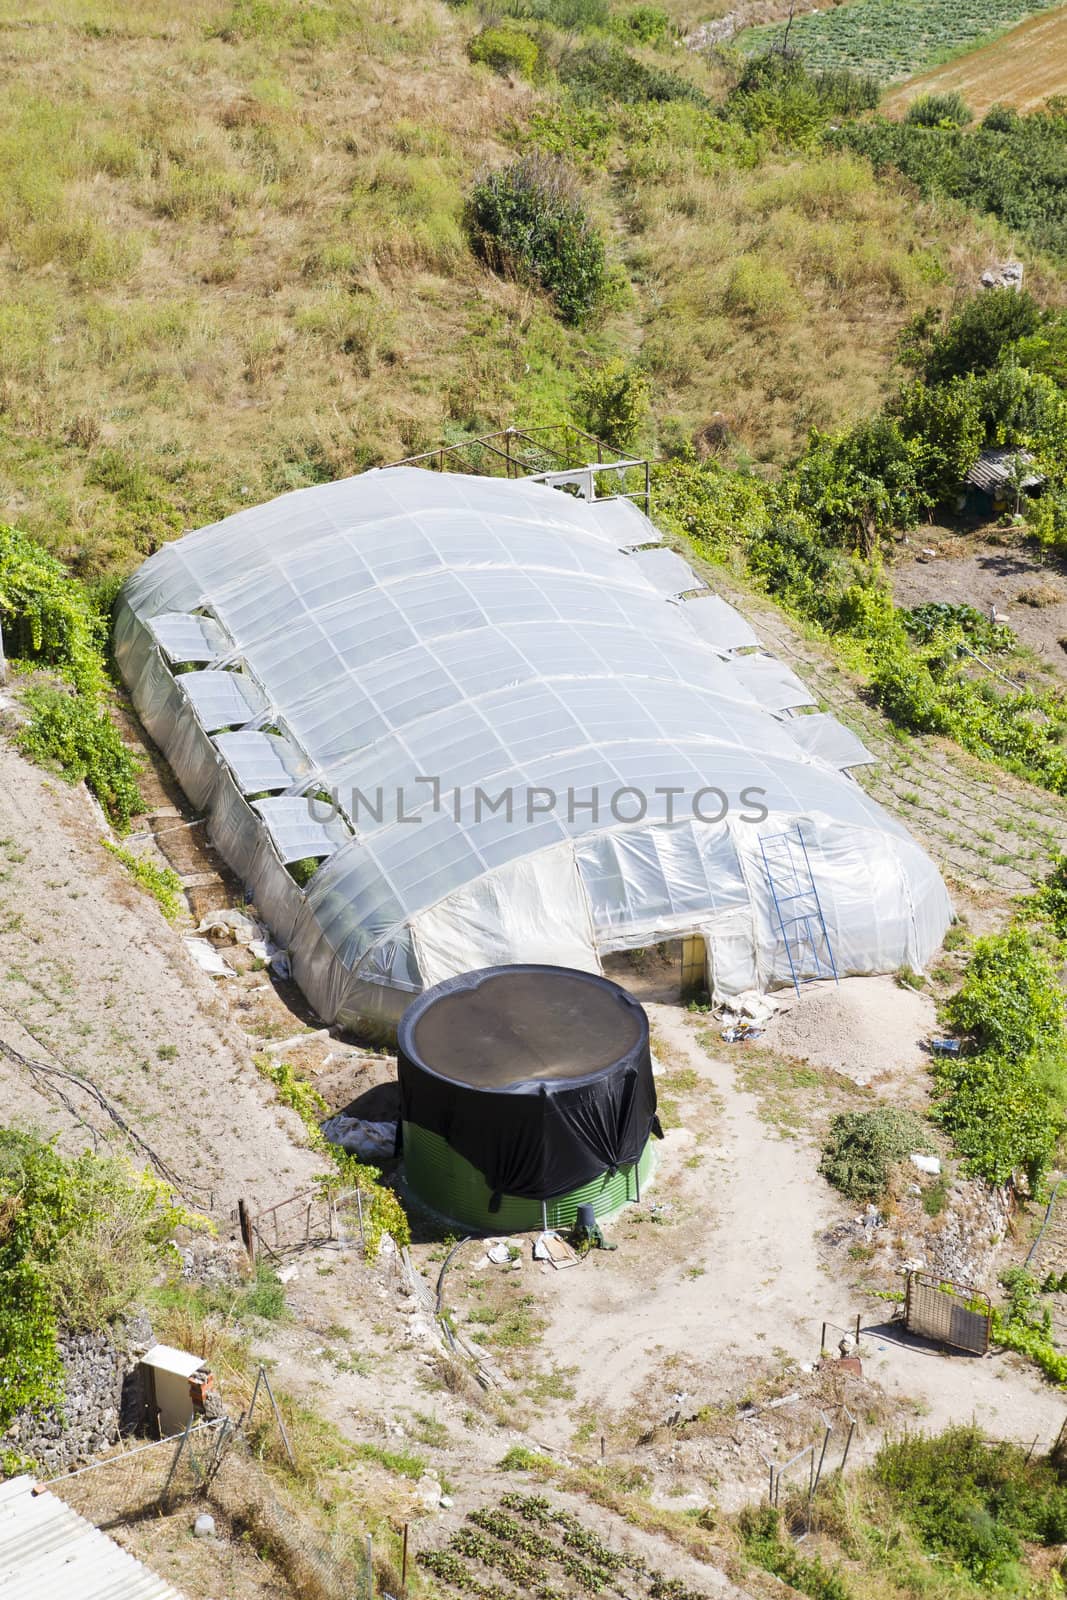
905, 1270, 992, 1355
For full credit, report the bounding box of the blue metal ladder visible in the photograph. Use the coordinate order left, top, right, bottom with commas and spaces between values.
758, 824, 839, 996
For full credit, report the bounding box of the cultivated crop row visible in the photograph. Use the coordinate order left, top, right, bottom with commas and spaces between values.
740, 0, 1058, 83
417, 1494, 709, 1600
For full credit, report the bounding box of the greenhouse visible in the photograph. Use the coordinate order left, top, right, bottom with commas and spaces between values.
114, 466, 952, 1030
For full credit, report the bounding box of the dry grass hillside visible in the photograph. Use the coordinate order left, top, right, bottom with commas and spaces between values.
0, 0, 1038, 577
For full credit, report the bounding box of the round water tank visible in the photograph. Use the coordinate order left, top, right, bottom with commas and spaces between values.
397, 965, 660, 1232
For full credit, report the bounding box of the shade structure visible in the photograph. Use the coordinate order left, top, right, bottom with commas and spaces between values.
114, 466, 953, 1029
397, 965, 660, 1229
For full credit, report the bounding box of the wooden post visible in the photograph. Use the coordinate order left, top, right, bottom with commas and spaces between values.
238, 1198, 255, 1263
401, 1522, 409, 1596
366, 1533, 374, 1600
855, 1312, 862, 1347
820, 1321, 827, 1356
356, 1187, 366, 1249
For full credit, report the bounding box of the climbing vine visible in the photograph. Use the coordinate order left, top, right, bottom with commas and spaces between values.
254, 1056, 410, 1254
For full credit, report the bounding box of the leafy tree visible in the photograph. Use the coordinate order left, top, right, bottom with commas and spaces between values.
1012, 318, 1067, 387
574, 360, 650, 452
976, 361, 1067, 459
465, 155, 607, 325
921, 289, 1043, 383
790, 415, 930, 546
893, 377, 983, 500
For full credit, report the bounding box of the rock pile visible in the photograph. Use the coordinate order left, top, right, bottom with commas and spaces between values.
3, 1315, 154, 1474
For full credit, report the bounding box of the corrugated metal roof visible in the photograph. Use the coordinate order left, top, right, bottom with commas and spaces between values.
0, 1475, 186, 1600
965, 447, 1045, 494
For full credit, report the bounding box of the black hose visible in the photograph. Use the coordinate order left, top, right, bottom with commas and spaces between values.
435, 1234, 473, 1315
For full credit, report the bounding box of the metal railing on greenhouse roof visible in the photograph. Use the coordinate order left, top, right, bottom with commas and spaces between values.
384, 423, 652, 514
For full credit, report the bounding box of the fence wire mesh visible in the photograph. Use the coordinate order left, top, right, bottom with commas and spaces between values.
44, 1418, 371, 1600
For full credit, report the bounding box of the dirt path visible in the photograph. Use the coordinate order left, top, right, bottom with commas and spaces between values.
538, 1003, 1066, 1462
540, 1006, 834, 1420
0, 736, 324, 1216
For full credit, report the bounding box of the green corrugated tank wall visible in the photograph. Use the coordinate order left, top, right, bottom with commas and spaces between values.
402, 1122, 656, 1232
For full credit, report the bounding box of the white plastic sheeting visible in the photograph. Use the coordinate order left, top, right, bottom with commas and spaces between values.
676, 593, 759, 652
787, 712, 876, 771
115, 467, 952, 1028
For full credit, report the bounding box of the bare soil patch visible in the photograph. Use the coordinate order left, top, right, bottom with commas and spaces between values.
892, 531, 1067, 686
759, 975, 937, 1092
0, 736, 324, 1218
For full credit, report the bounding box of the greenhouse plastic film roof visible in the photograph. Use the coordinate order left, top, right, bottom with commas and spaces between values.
115, 467, 952, 1028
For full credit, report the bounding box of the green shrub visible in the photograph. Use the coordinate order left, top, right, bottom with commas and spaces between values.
983, 103, 1020, 133
902, 601, 1013, 653
574, 359, 650, 452
1033, 854, 1067, 939
522, 103, 615, 168
242, 1262, 288, 1320
496, 0, 607, 29
0, 524, 103, 695
18, 688, 143, 830
254, 1057, 410, 1256
724, 49, 878, 146
832, 111, 1067, 262
875, 1424, 1067, 1581
904, 289, 1043, 384
993, 1267, 1067, 1385
932, 1050, 1060, 1189
945, 928, 1064, 1061
467, 24, 540, 79
977, 360, 1067, 455
465, 154, 607, 325
819, 1107, 933, 1202
0, 1132, 204, 1428
933, 929, 1066, 1189
558, 41, 706, 106
103, 841, 183, 921
904, 91, 972, 128
610, 5, 671, 45
738, 1504, 852, 1600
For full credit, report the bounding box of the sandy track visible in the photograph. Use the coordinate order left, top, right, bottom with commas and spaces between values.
537, 1003, 1065, 1465
0, 737, 323, 1217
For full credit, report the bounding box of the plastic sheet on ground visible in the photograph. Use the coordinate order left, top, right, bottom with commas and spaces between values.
320, 1115, 397, 1161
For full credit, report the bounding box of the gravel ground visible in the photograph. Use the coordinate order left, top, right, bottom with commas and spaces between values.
761, 976, 937, 1089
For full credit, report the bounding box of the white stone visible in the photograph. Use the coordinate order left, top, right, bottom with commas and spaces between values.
194, 1513, 216, 1539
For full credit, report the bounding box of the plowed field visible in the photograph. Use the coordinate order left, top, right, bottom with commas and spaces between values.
883, 4, 1067, 116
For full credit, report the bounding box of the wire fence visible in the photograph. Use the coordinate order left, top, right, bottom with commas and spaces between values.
44, 1415, 372, 1600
